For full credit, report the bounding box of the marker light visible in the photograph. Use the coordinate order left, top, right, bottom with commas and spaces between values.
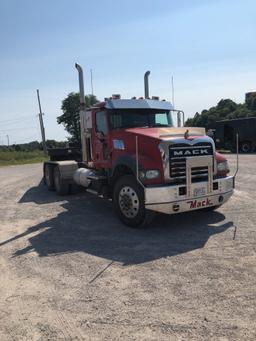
217, 160, 229, 173
112, 94, 121, 99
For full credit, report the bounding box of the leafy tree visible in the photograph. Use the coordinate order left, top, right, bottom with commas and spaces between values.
185, 98, 256, 128
57, 92, 99, 143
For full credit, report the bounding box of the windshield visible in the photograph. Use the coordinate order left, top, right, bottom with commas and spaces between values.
109, 109, 173, 129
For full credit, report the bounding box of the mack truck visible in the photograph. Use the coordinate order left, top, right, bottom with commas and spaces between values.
43, 64, 235, 227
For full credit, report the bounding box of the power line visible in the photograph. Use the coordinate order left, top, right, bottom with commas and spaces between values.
0, 117, 37, 128
0, 114, 37, 125
0, 119, 36, 130
0, 126, 39, 132
10, 134, 40, 144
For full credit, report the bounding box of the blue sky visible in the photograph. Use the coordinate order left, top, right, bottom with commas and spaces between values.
0, 0, 255, 144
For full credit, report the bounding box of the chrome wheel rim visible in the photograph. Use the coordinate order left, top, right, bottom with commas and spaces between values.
118, 186, 139, 218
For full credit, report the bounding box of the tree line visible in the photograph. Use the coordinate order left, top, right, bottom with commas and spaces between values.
185, 92, 256, 129
0, 140, 67, 152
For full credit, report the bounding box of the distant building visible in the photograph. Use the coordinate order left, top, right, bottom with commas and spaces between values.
245, 91, 256, 103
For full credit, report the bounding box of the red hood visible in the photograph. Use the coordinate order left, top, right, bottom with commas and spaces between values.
125, 126, 208, 142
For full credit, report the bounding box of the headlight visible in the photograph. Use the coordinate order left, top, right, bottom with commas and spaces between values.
139, 170, 160, 179
145, 170, 160, 179
217, 161, 229, 173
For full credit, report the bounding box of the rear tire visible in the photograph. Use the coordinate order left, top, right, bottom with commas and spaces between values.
53, 166, 70, 195
44, 163, 55, 191
113, 175, 146, 228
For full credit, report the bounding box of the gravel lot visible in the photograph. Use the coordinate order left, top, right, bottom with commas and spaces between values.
0, 155, 255, 340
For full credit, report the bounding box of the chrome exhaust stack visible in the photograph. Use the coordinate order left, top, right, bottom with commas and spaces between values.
176, 110, 185, 127
75, 63, 88, 163
75, 63, 85, 110
144, 71, 150, 99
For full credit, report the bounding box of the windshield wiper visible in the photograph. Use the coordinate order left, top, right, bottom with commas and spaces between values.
116, 125, 149, 129
150, 124, 171, 127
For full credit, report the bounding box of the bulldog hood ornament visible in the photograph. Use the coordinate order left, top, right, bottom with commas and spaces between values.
184, 129, 189, 139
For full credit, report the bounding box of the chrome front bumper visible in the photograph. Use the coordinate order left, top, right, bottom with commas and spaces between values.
144, 176, 234, 214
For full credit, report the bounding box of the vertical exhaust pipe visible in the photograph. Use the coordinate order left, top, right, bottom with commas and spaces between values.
144, 71, 150, 99
75, 63, 87, 163
75, 63, 85, 110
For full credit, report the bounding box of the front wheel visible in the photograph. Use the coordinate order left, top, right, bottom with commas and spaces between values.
113, 175, 146, 228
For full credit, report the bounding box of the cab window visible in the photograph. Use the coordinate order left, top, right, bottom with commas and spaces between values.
155, 113, 169, 125
96, 111, 108, 135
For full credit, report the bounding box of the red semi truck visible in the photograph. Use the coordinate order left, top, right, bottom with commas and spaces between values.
43, 64, 235, 227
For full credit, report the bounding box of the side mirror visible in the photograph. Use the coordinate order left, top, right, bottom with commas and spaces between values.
97, 131, 105, 142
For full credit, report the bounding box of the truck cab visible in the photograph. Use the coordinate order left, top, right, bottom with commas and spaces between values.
83, 98, 174, 181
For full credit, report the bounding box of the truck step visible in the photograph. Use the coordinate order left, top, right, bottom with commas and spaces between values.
86, 174, 107, 181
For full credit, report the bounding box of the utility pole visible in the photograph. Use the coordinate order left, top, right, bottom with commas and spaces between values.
171, 76, 181, 127
90, 69, 94, 96
6, 134, 9, 147
36, 89, 47, 154
171, 76, 175, 108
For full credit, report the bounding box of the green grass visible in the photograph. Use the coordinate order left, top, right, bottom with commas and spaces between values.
0, 150, 48, 167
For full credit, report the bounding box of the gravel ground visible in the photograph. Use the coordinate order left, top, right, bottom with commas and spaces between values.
0, 155, 255, 340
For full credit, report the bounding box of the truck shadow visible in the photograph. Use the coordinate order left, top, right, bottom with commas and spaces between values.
8, 182, 234, 265
18, 179, 77, 204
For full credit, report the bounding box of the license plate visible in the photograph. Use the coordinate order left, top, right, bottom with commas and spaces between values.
193, 187, 206, 197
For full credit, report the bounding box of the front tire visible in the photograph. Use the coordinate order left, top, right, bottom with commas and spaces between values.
113, 175, 146, 228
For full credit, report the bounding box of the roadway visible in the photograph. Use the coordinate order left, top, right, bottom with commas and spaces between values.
0, 155, 255, 340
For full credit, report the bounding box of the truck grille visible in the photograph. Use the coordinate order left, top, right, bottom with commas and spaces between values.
169, 142, 213, 184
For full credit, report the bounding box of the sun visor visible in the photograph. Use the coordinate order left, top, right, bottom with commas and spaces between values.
105, 99, 173, 110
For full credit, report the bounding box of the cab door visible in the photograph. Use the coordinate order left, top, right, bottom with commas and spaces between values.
93, 110, 111, 168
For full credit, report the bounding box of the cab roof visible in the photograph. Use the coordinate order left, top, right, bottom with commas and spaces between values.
103, 98, 173, 111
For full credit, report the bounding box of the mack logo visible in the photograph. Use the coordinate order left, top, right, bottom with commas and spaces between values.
172, 148, 210, 157
187, 198, 213, 209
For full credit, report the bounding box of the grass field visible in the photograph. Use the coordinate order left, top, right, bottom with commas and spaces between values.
0, 150, 48, 167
